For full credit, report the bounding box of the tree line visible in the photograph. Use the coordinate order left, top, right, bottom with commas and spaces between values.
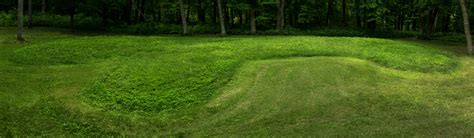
4, 0, 473, 54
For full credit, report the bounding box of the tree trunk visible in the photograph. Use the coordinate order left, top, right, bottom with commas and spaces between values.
443, 15, 450, 32
400, 11, 405, 30
17, 0, 25, 44
460, 0, 473, 55
213, 0, 217, 24
69, 0, 75, 31
186, 0, 190, 23
198, 0, 206, 23
126, 0, 132, 24
139, 0, 145, 22
276, 0, 285, 30
327, 0, 333, 26
179, 0, 188, 34
42, 0, 46, 14
101, 0, 108, 28
250, 0, 257, 34
223, 0, 229, 27
157, 2, 161, 22
383, 0, 388, 28
355, 0, 361, 27
28, 0, 32, 29
217, 0, 226, 35
342, 0, 346, 25
363, 0, 367, 28
135, 0, 140, 23
423, 7, 439, 38
239, 12, 243, 27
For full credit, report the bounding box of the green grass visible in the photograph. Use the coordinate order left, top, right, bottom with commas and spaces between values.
0, 27, 473, 136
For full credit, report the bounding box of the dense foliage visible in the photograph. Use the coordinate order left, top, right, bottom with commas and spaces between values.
0, 0, 472, 37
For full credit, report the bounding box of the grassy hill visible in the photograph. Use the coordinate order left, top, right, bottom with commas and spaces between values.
0, 27, 472, 136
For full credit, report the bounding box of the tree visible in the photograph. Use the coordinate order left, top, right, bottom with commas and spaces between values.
327, 0, 333, 25
198, 0, 206, 23
276, 0, 285, 30
17, 0, 25, 44
460, 0, 473, 55
100, 0, 108, 27
250, 0, 257, 34
28, 0, 32, 29
139, 0, 145, 22
217, 0, 226, 35
342, 0, 347, 25
125, 0, 132, 25
179, 0, 188, 34
356, 0, 361, 27
42, 0, 46, 14
69, 0, 75, 31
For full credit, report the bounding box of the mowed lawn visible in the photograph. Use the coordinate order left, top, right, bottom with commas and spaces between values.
0, 27, 473, 136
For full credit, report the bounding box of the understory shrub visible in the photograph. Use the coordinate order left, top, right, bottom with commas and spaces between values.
259, 27, 418, 38
109, 23, 220, 35
0, 12, 418, 38
0, 13, 102, 30
0, 10, 16, 27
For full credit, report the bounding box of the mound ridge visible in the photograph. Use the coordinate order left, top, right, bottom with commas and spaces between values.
11, 36, 459, 113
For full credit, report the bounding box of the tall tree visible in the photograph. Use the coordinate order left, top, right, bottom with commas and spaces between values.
28, 0, 32, 29
125, 0, 132, 25
17, 0, 25, 44
213, 0, 217, 24
101, 0, 108, 27
250, 0, 257, 34
179, 0, 188, 34
69, 0, 75, 31
42, 0, 46, 14
356, 0, 361, 27
327, 0, 334, 25
276, 0, 285, 30
198, 0, 206, 23
139, 0, 145, 22
460, 0, 473, 55
342, 0, 347, 25
217, 0, 226, 35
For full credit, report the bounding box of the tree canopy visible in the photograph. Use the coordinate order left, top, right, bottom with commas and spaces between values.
0, 0, 470, 35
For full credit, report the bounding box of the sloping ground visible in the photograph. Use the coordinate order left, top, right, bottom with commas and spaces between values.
9, 36, 458, 113
0, 28, 472, 136
194, 57, 474, 136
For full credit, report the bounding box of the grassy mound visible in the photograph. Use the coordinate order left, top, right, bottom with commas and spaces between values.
1, 28, 473, 136
195, 57, 474, 136
10, 36, 459, 113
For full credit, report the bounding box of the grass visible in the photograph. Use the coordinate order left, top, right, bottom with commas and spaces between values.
0, 27, 473, 136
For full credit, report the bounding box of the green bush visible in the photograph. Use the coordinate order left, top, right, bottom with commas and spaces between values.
0, 13, 102, 30
189, 24, 219, 34
431, 32, 470, 43
0, 10, 16, 27
32, 14, 69, 28
258, 27, 418, 38
110, 23, 220, 35
0, 11, 418, 38
109, 23, 183, 34
32, 14, 102, 30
